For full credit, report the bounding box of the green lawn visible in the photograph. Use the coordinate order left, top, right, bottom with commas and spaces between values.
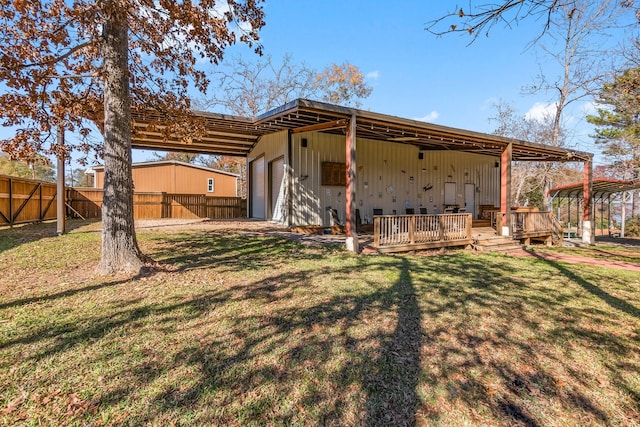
1, 221, 638, 426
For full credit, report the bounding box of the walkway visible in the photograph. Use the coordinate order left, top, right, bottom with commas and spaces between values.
506, 248, 640, 272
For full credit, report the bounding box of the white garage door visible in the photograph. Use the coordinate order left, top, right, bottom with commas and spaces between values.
251, 158, 265, 219
270, 157, 285, 222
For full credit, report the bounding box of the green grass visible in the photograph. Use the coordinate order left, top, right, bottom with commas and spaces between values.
0, 221, 638, 426
528, 242, 640, 264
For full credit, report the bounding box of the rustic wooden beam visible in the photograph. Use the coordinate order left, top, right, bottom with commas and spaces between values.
56, 128, 66, 236
345, 115, 358, 252
500, 143, 512, 236
291, 119, 347, 134
8, 176, 13, 226
376, 239, 474, 254
582, 160, 593, 244
12, 182, 41, 224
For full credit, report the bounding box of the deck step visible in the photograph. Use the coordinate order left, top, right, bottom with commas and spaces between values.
472, 219, 491, 227
474, 236, 524, 253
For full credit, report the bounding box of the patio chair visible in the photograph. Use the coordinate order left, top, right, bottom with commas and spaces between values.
373, 208, 383, 216
405, 208, 415, 215
326, 207, 342, 226
419, 207, 428, 214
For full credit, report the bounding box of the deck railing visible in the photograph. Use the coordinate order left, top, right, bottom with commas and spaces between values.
373, 213, 472, 252
510, 211, 554, 238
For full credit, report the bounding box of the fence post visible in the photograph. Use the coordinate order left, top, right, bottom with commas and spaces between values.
373, 217, 380, 247
8, 176, 13, 226
56, 146, 65, 235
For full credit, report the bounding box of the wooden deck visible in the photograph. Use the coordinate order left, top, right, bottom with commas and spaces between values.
372, 213, 473, 253
371, 211, 563, 253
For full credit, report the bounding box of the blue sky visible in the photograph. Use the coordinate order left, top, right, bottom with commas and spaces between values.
1, 1, 632, 168
132, 1, 626, 166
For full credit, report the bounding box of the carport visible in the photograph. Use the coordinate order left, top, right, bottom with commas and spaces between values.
549, 179, 640, 238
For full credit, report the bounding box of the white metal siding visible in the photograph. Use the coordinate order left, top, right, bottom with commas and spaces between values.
289, 132, 501, 226
250, 158, 265, 219
270, 157, 285, 222
247, 130, 288, 222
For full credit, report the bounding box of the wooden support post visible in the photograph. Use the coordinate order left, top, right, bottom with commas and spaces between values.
621, 191, 627, 238
582, 160, 593, 244
345, 114, 358, 252
409, 215, 415, 244
500, 143, 512, 236
373, 217, 380, 247
8, 176, 13, 226
608, 194, 612, 237
56, 128, 66, 236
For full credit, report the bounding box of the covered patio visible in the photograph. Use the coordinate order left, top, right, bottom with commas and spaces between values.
55, 99, 595, 253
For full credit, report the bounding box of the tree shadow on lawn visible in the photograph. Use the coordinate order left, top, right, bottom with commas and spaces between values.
528, 252, 640, 320
2, 241, 637, 425
147, 231, 335, 273
0, 218, 100, 254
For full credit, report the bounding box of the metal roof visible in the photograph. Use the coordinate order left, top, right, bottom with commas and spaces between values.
130, 98, 593, 162
549, 179, 640, 199
92, 159, 240, 177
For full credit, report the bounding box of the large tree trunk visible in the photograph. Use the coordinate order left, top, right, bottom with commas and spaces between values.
97, 6, 143, 275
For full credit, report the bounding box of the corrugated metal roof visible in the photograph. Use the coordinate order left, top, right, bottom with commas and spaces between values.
130, 98, 592, 162
549, 179, 640, 199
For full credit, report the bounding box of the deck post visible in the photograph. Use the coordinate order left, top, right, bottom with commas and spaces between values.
500, 143, 512, 236
582, 160, 594, 244
409, 215, 416, 244
345, 114, 359, 252
373, 217, 380, 247
56, 127, 66, 236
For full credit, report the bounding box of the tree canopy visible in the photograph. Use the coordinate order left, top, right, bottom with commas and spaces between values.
588, 67, 640, 176
0, 0, 265, 274
201, 54, 373, 118
0, 0, 265, 162
587, 66, 640, 215
0, 153, 55, 182
427, 0, 638, 42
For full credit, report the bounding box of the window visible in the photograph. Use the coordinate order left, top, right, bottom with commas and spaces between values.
207, 178, 215, 193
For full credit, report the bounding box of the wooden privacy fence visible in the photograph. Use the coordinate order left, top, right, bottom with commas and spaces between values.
67, 189, 247, 220
373, 213, 473, 253
0, 175, 57, 226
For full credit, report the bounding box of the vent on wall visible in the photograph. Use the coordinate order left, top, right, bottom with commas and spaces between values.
418, 152, 424, 160
301, 138, 308, 148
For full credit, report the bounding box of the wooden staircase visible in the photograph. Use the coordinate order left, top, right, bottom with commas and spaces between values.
472, 227, 524, 253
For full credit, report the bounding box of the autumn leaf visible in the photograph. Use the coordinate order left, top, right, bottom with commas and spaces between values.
1, 396, 25, 415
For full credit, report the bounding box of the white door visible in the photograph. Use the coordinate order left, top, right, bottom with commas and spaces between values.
251, 158, 265, 219
270, 157, 285, 222
444, 182, 456, 205
464, 183, 476, 218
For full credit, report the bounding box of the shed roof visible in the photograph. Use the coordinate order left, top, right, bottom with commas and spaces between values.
130, 98, 592, 162
549, 179, 640, 199
92, 160, 240, 177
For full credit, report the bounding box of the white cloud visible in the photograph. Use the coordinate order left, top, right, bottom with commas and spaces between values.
580, 101, 598, 116
481, 97, 500, 111
366, 70, 380, 80
525, 102, 557, 122
413, 111, 440, 122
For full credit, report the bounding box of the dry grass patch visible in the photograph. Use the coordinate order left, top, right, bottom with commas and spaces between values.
0, 221, 638, 426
